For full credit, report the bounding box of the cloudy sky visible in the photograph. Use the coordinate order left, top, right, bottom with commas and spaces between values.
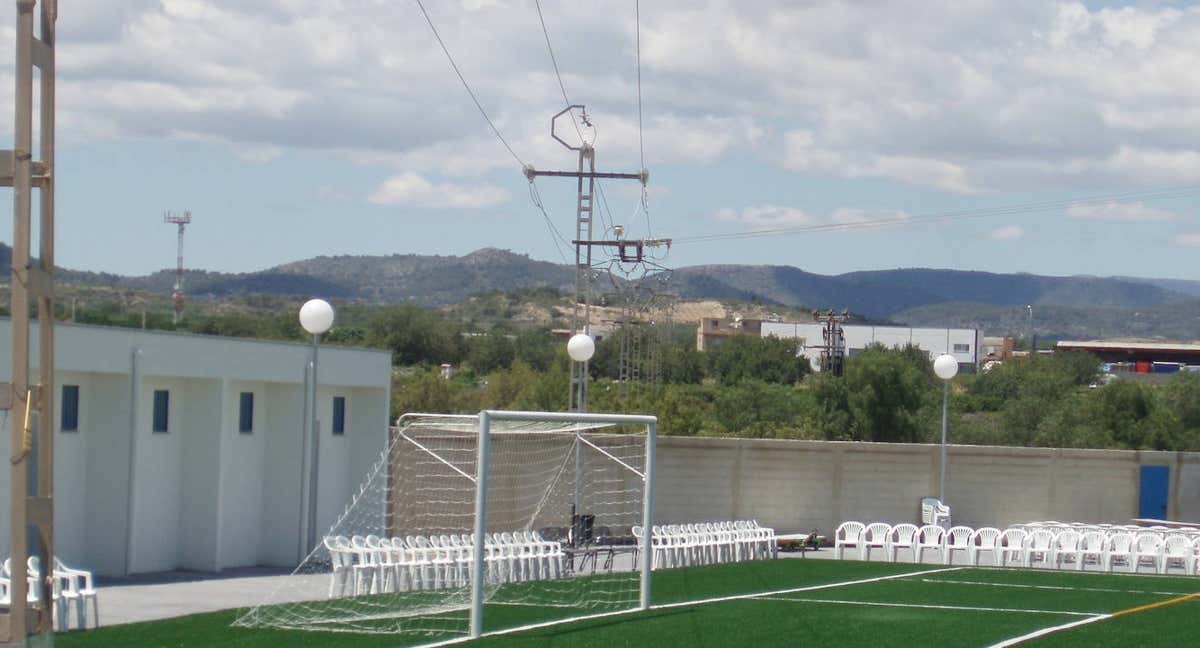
4, 0, 1200, 279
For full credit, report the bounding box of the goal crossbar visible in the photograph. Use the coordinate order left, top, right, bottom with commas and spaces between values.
469, 410, 657, 640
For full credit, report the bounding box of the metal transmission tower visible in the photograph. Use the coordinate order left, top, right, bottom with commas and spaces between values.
164, 211, 191, 325
1, 0, 58, 642
524, 106, 648, 411
602, 232, 674, 394
813, 309, 850, 376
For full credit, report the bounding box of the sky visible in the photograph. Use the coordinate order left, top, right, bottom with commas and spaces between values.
3, 0, 1200, 280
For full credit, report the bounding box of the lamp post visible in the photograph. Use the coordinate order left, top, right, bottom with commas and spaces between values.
1026, 304, 1033, 353
567, 332, 596, 412
933, 353, 959, 502
566, 332, 596, 544
299, 298, 335, 556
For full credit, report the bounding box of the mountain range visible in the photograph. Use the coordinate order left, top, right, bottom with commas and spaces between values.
5, 244, 1200, 339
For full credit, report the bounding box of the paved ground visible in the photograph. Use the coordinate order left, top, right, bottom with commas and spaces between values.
85, 548, 837, 630
94, 567, 295, 627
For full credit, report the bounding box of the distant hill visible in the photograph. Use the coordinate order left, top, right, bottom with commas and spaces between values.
673, 265, 1183, 319
4, 242, 1200, 338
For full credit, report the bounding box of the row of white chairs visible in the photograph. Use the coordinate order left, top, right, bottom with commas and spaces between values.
633, 521, 776, 570
1, 556, 99, 631
325, 531, 565, 597
1017, 521, 1200, 540
836, 522, 1200, 575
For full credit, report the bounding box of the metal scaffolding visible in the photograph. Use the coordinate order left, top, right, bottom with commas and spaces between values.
0, 0, 57, 643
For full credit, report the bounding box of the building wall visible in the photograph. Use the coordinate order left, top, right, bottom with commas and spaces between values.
0, 320, 391, 576
219, 380, 267, 570
653, 437, 1200, 534
761, 322, 979, 371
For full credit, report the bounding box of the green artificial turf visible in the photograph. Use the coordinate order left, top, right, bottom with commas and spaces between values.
54, 559, 1200, 648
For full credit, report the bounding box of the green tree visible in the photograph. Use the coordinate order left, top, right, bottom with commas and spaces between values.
711, 379, 809, 438
365, 304, 465, 366
706, 335, 808, 386
467, 332, 515, 374
812, 344, 934, 443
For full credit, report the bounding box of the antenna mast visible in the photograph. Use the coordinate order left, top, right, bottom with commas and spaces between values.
164, 210, 191, 325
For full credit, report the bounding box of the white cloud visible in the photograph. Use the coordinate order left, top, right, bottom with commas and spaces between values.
369, 173, 509, 209
988, 224, 1025, 241
1172, 232, 1200, 247
715, 205, 813, 227
1065, 201, 1180, 222
7, 1, 1200, 190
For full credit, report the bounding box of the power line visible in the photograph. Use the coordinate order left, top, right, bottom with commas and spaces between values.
636, 0, 653, 238
415, 0, 525, 168
533, 0, 585, 143
528, 180, 572, 263
531, 0, 616, 235
672, 186, 1200, 245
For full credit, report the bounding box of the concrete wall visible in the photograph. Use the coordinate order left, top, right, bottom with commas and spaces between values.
653, 437, 1200, 534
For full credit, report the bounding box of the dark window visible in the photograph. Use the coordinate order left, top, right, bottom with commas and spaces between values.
953, 343, 970, 353
61, 385, 79, 432
239, 392, 254, 434
152, 390, 169, 433
332, 396, 346, 435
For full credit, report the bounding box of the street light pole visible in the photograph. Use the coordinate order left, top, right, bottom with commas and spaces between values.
299, 298, 334, 556
933, 354, 959, 502
1026, 304, 1033, 353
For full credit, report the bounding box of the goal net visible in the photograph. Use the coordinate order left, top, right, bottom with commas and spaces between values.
235, 410, 656, 647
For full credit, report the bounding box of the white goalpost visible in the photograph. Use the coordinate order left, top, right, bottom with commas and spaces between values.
235, 410, 656, 647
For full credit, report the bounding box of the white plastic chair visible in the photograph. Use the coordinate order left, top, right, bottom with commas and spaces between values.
1077, 531, 1107, 572
888, 524, 919, 562
1053, 530, 1082, 570
406, 535, 434, 589
834, 522, 864, 560
49, 557, 97, 630
1105, 532, 1135, 572
996, 528, 1026, 567
350, 535, 382, 594
26, 557, 67, 631
862, 523, 892, 561
324, 536, 354, 598
633, 526, 663, 570
914, 525, 945, 564
1023, 529, 1055, 568
390, 537, 417, 592
1133, 533, 1164, 574
1161, 534, 1196, 575
969, 527, 1001, 566
756, 520, 778, 560
943, 526, 973, 565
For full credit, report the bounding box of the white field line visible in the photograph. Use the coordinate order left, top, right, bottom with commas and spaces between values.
651, 566, 967, 611
757, 596, 1101, 617
407, 566, 967, 648
909, 577, 1191, 597
986, 614, 1112, 648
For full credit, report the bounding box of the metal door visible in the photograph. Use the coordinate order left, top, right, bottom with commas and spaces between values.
1138, 465, 1169, 520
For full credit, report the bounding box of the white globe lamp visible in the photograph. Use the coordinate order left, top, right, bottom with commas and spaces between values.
299, 298, 335, 335
933, 353, 959, 381
567, 333, 595, 363
933, 352, 958, 504
298, 297, 334, 556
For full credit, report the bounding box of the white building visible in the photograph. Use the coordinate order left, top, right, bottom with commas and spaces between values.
0, 320, 391, 576
761, 322, 981, 372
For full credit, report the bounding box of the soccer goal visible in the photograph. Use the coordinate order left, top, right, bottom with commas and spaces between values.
235, 410, 656, 647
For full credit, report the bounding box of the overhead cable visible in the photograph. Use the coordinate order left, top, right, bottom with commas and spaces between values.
672, 186, 1200, 245
415, 0, 525, 168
